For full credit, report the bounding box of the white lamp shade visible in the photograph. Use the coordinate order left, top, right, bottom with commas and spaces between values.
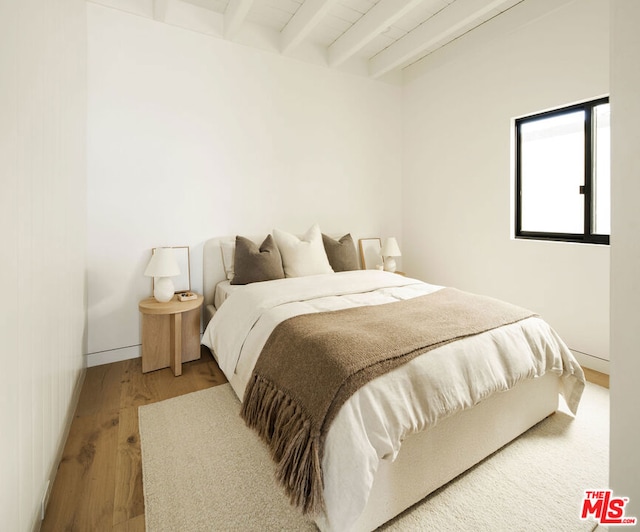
144, 247, 180, 278
145, 248, 180, 302
381, 237, 401, 257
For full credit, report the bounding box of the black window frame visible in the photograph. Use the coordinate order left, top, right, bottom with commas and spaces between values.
515, 97, 610, 245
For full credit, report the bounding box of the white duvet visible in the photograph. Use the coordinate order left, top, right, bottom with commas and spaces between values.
201, 270, 585, 532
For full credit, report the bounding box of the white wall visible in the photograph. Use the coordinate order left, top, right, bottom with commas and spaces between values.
402, 0, 610, 371
610, 0, 640, 519
0, 0, 87, 530
86, 4, 403, 365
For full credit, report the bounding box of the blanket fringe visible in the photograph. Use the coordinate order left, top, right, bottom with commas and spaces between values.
241, 375, 325, 515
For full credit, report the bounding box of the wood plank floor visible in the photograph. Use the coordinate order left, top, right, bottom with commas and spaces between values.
41, 347, 227, 532
40, 351, 608, 531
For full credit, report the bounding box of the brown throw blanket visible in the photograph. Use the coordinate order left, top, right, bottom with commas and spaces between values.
240, 288, 536, 515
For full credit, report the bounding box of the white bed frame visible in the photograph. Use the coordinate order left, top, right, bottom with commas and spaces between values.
202, 236, 561, 531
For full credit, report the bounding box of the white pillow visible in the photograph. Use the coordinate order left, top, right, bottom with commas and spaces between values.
220, 239, 235, 280
273, 224, 334, 278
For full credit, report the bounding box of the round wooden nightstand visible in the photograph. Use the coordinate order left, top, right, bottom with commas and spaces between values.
138, 294, 203, 376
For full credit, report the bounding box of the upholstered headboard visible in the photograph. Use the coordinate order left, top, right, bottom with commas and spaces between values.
203, 236, 240, 324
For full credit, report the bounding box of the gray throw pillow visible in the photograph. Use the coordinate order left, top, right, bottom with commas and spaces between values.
231, 235, 285, 285
322, 233, 359, 272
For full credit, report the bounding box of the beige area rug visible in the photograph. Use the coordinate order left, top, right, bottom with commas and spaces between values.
139, 382, 608, 531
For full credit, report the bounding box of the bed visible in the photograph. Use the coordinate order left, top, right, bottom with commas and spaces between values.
200, 231, 585, 532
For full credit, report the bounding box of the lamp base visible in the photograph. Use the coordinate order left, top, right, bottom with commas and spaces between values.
154, 277, 175, 302
383, 256, 397, 273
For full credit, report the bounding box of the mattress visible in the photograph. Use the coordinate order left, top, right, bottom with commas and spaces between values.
214, 280, 243, 310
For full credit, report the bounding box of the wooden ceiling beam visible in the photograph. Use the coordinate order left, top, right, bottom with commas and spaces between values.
369, 0, 520, 78
329, 0, 424, 67
281, 0, 339, 54
153, 0, 169, 22
225, 0, 254, 39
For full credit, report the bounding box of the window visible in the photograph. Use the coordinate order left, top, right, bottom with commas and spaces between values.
515, 97, 610, 244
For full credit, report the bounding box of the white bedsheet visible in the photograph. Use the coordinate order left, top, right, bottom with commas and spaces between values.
201, 270, 585, 532
213, 280, 242, 310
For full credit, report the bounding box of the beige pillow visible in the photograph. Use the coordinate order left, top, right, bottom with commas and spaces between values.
230, 235, 285, 285
220, 239, 235, 280
273, 224, 334, 278
322, 233, 359, 272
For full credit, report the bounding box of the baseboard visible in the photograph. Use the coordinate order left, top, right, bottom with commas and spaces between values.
86, 333, 205, 368
86, 345, 141, 367
34, 364, 86, 531
87, 345, 609, 376
571, 349, 609, 375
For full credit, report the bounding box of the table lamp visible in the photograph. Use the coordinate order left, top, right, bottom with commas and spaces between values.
381, 237, 401, 273
144, 247, 180, 302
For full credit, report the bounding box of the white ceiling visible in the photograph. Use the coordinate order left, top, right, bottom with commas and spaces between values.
89, 0, 528, 80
